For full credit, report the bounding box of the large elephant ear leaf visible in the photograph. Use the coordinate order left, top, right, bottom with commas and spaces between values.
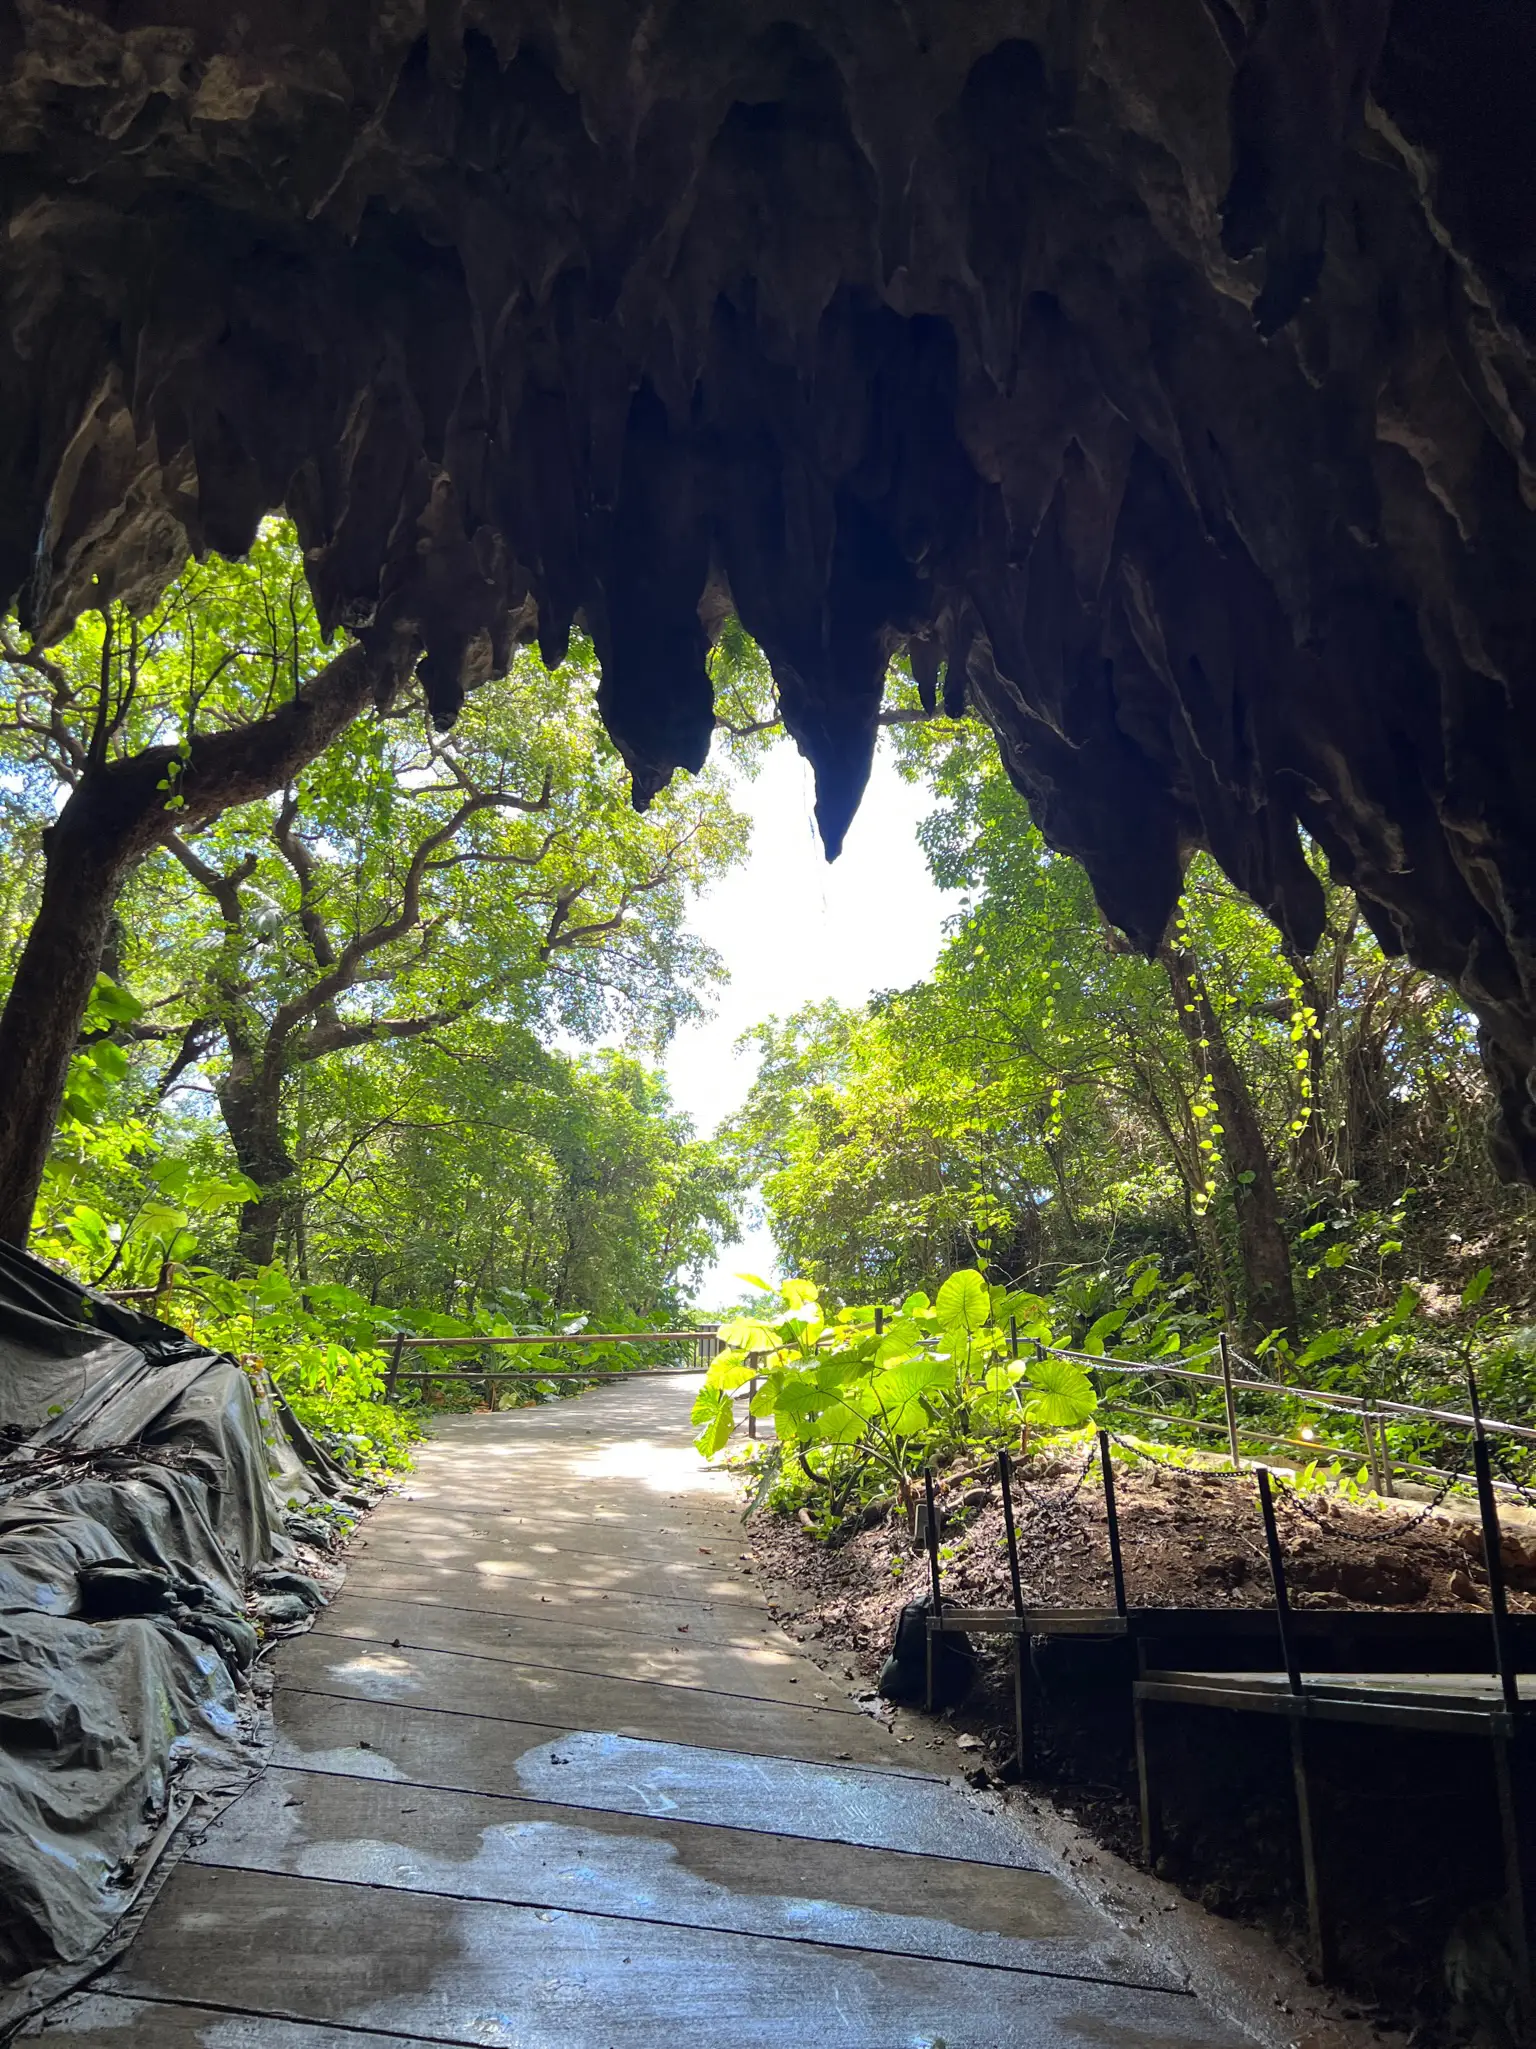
718, 1315, 782, 1355
935, 1269, 990, 1338
1022, 1356, 1098, 1427
691, 1383, 737, 1457
704, 1347, 758, 1390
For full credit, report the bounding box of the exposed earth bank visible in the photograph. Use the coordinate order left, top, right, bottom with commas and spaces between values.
735, 1453, 1535, 2046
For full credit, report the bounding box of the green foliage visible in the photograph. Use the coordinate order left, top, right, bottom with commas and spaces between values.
692, 1267, 1098, 1493
729, 712, 1533, 1434
3, 529, 753, 1466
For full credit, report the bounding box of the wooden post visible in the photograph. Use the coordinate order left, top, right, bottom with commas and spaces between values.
1289, 1717, 1337, 1980
1218, 1331, 1241, 1468
385, 1331, 405, 1401
1134, 1693, 1161, 1869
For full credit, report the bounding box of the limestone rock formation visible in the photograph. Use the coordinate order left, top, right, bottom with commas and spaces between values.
3, 2, 1536, 1163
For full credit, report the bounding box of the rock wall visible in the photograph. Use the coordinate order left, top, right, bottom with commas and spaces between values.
3, 3, 1536, 1161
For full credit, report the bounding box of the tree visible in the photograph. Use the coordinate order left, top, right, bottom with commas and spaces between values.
139, 651, 744, 1266
0, 524, 414, 1242
272, 1029, 741, 1323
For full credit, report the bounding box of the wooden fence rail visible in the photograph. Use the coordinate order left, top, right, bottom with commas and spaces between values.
382, 1327, 720, 1402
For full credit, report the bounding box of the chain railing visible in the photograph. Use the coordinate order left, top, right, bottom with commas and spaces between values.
1030, 1333, 1536, 1503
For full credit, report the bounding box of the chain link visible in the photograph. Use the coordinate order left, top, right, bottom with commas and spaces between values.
1271, 1460, 1464, 1545
1010, 1444, 1098, 1513
1105, 1428, 1209, 1476
1491, 1447, 1536, 1509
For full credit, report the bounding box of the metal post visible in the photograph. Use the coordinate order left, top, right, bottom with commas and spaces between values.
998, 1446, 1028, 1774
1099, 1429, 1128, 1616
1009, 1315, 1019, 1356
923, 1466, 945, 1714
1375, 1407, 1396, 1496
1470, 1370, 1521, 1717
923, 1466, 944, 1616
385, 1331, 405, 1401
1492, 1725, 1536, 2021
875, 1304, 885, 1337
1368, 1417, 1392, 1499
1256, 1468, 1302, 1695
998, 1448, 1025, 1615
1219, 1331, 1241, 1468
747, 1351, 760, 1441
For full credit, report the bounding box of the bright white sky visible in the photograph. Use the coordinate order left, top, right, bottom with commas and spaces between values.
666, 737, 956, 1308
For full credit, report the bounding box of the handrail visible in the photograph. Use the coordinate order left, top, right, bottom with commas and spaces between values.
389, 1328, 716, 1347
1044, 1341, 1536, 1447
382, 1324, 720, 1400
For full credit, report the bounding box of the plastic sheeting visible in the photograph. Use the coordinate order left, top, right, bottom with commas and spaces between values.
0, 1241, 356, 1985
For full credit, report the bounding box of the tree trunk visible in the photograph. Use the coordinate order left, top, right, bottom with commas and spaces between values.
217, 1036, 297, 1271
0, 769, 156, 1242
0, 635, 404, 1247
1161, 945, 1298, 1346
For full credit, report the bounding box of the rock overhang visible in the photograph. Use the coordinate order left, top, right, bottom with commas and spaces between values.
3, 1, 1536, 1163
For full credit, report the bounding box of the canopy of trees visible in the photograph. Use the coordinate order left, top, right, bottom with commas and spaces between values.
0, 525, 748, 1351
730, 718, 1533, 1388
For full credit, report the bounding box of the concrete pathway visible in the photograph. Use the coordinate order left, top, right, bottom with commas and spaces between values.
31, 1377, 1253, 2047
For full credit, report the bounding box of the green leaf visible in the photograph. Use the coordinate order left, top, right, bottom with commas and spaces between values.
1083, 1310, 1127, 1356
1023, 1356, 1097, 1427
717, 1316, 782, 1355
1297, 1328, 1348, 1368
935, 1269, 990, 1338
85, 974, 145, 1026
1462, 1265, 1493, 1308
691, 1385, 736, 1459
705, 1347, 758, 1391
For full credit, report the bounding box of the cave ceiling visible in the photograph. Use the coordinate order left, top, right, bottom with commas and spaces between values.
4, 3, 1536, 1165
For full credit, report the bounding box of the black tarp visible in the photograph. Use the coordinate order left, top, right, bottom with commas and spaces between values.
0, 1241, 355, 1988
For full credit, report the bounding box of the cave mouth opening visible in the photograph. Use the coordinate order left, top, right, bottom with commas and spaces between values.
2, 2, 1536, 1200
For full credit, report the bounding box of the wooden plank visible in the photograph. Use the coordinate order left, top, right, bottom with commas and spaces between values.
1133, 1667, 1531, 1734
395, 1330, 713, 1347
930, 1607, 1027, 1634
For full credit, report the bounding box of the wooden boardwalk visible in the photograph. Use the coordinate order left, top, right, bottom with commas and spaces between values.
30, 1378, 1253, 2046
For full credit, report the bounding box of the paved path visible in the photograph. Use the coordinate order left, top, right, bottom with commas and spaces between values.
33, 1378, 1251, 2047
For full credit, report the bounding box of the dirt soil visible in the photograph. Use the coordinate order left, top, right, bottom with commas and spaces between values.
743, 1455, 1536, 1688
